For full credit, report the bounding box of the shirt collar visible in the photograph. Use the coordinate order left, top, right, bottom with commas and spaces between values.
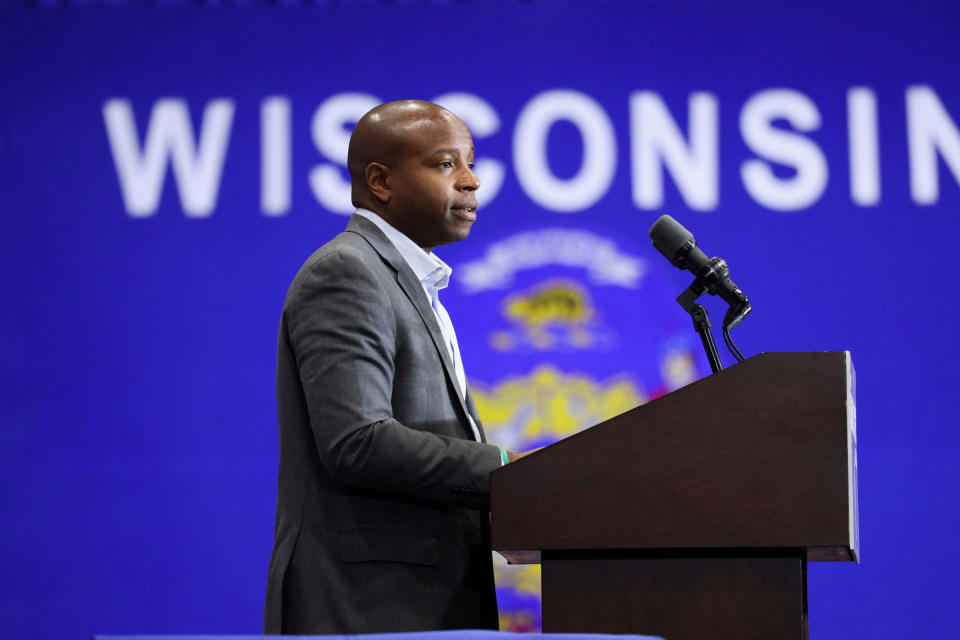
354, 208, 453, 292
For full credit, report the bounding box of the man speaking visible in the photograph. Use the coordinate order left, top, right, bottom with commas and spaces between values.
264, 100, 527, 634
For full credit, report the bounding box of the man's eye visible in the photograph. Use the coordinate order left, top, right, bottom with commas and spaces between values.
439, 161, 454, 168
467, 163, 476, 170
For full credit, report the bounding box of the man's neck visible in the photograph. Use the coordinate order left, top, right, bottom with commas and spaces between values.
357, 207, 433, 253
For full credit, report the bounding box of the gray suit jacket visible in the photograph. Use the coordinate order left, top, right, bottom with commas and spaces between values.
264, 214, 502, 634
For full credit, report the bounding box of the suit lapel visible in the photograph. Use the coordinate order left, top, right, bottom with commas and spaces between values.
465, 388, 487, 443
346, 215, 478, 440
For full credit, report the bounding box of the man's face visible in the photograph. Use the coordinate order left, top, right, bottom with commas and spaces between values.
385, 116, 480, 251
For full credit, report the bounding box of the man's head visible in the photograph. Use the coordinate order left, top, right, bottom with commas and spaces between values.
348, 100, 480, 252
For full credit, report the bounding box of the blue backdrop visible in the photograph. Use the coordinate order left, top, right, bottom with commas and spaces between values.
2, 1, 959, 638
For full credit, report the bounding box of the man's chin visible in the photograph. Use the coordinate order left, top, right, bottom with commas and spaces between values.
435, 221, 474, 248
456, 219, 475, 239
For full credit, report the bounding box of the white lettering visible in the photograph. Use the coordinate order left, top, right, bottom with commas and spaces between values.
848, 87, 880, 206
103, 98, 234, 217
513, 89, 617, 212
630, 91, 718, 210
740, 89, 827, 211
906, 85, 960, 205
261, 96, 291, 216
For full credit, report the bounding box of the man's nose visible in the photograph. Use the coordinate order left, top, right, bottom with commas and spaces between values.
459, 165, 481, 191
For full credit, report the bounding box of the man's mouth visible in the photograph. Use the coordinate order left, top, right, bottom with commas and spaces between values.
451, 205, 477, 221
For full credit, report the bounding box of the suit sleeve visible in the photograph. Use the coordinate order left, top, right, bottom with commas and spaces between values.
285, 247, 502, 508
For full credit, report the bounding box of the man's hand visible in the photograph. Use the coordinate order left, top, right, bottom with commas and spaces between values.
506, 447, 544, 463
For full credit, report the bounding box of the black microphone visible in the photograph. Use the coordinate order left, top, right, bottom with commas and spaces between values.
649, 215, 751, 329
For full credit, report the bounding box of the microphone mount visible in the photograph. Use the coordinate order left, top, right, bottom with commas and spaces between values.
675, 274, 750, 374
676, 280, 724, 374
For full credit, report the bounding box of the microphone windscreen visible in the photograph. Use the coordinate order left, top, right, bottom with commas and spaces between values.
649, 214, 695, 267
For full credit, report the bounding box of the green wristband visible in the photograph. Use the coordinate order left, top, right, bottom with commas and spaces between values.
498, 446, 509, 466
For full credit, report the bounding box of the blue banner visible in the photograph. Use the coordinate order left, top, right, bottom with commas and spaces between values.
2, 2, 959, 639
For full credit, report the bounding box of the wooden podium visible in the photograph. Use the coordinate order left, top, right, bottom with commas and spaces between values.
490, 352, 859, 640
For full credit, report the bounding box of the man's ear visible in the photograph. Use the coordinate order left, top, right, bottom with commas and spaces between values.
365, 162, 391, 204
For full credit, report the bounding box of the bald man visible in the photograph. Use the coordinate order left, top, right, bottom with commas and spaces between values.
264, 101, 524, 634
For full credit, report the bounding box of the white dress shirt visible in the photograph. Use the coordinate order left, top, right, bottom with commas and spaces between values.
354, 208, 481, 442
